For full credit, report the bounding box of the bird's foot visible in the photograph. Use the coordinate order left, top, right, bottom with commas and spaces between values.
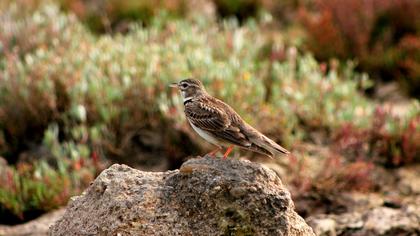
222, 146, 234, 159
206, 148, 221, 158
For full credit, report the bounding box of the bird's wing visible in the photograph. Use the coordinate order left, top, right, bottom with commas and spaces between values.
184, 98, 230, 131
185, 98, 251, 147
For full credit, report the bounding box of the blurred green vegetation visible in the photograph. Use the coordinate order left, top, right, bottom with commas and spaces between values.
0, 0, 419, 222
9, 0, 418, 96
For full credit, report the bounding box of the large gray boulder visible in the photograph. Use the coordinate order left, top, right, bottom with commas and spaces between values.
50, 156, 314, 235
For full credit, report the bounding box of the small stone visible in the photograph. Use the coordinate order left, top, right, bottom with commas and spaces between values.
308, 218, 336, 236
229, 187, 246, 198
248, 186, 257, 192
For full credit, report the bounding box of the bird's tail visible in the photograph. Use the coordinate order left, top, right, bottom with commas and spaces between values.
254, 134, 290, 157
241, 123, 290, 157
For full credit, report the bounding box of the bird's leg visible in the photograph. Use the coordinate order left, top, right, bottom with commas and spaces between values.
222, 146, 234, 159
206, 146, 221, 158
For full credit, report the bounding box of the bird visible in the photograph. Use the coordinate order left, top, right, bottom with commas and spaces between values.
170, 78, 290, 159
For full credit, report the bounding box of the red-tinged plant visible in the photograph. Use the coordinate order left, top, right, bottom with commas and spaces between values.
287, 153, 313, 194
401, 118, 420, 163
300, 0, 420, 97
397, 35, 420, 96
339, 160, 375, 192
333, 106, 420, 167
287, 152, 375, 200
0, 158, 97, 222
313, 154, 375, 193
332, 123, 369, 160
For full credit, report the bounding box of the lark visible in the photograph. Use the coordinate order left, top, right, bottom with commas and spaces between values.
170, 78, 290, 158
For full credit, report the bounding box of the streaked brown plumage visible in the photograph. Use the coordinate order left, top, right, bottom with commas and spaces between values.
170, 78, 290, 158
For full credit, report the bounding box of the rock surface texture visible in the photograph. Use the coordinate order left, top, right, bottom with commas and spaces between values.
307, 205, 420, 236
50, 156, 314, 235
0, 208, 65, 236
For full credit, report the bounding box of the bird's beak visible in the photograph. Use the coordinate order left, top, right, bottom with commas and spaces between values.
169, 82, 178, 88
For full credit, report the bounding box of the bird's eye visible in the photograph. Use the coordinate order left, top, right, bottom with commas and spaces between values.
181, 83, 188, 88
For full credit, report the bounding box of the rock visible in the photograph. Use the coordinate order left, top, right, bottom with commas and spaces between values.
364, 207, 420, 235
50, 156, 314, 235
307, 206, 420, 236
0, 208, 65, 236
306, 218, 336, 236
396, 164, 420, 195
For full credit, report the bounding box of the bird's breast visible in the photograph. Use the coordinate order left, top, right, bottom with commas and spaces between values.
188, 121, 223, 146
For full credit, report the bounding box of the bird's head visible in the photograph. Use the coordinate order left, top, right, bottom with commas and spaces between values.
170, 78, 206, 101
